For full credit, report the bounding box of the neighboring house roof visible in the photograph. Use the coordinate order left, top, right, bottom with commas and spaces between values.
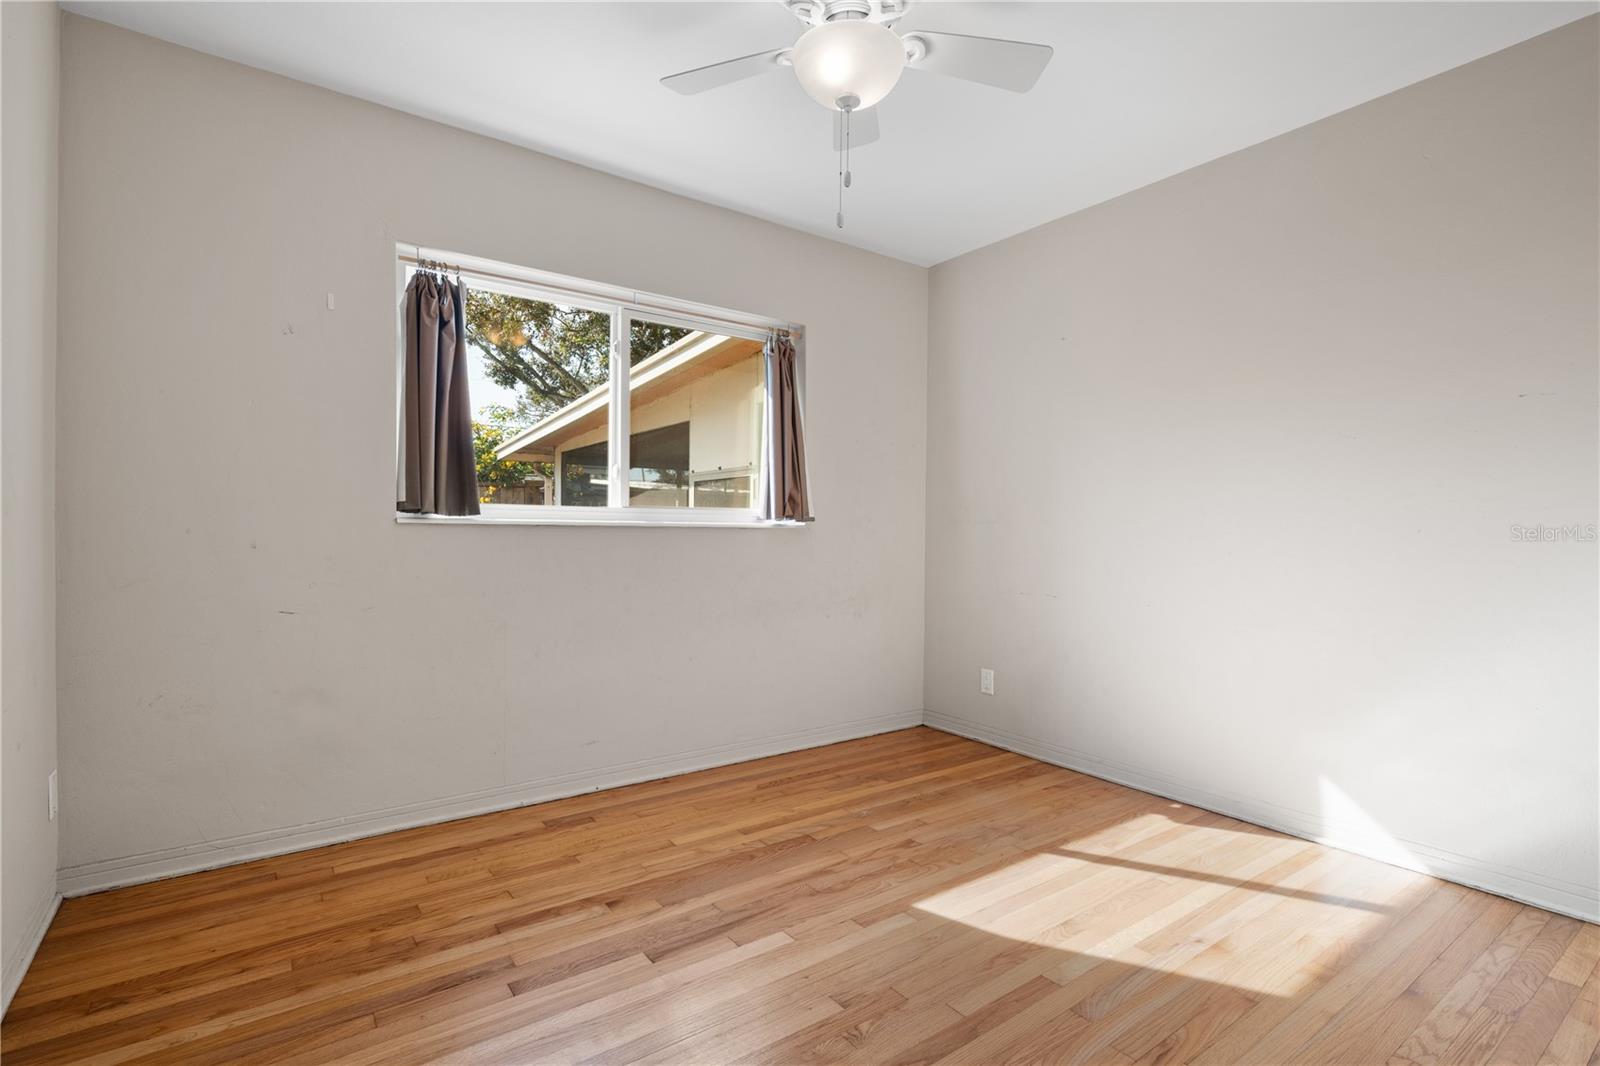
495, 331, 762, 463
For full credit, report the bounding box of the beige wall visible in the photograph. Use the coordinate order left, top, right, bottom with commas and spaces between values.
1, 0, 62, 1008
924, 17, 1599, 919
55, 15, 927, 890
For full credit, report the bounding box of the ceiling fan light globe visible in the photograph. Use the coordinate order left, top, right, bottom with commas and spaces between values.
792, 20, 905, 111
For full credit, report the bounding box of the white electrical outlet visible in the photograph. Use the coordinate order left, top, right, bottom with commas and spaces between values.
979, 668, 995, 696
47, 770, 57, 821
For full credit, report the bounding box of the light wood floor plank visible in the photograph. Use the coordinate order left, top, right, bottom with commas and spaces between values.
1537, 965, 1600, 1066
2, 728, 1590, 1064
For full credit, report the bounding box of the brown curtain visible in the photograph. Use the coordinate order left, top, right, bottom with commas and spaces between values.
768, 331, 812, 521
398, 270, 480, 516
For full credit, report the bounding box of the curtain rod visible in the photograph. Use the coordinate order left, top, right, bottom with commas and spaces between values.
398, 254, 794, 338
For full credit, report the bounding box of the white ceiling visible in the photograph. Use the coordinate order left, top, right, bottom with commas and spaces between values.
67, 1, 1595, 265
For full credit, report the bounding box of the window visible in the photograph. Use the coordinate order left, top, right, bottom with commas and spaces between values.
396, 247, 800, 526
626, 316, 765, 512
467, 289, 611, 509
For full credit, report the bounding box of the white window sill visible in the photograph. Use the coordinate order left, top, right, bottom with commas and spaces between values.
395, 511, 810, 529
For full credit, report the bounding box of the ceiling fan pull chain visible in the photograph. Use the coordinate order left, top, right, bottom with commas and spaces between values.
836, 93, 860, 229
836, 122, 845, 229
844, 107, 852, 189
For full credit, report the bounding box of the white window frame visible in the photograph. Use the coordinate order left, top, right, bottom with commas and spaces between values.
394, 244, 805, 529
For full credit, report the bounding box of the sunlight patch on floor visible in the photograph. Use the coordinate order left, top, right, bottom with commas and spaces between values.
909, 814, 1414, 999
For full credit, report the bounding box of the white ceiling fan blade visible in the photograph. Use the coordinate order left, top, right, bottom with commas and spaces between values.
902, 31, 1053, 93
832, 107, 880, 151
660, 48, 791, 95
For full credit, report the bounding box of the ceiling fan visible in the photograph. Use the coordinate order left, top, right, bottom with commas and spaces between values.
660, 0, 1054, 228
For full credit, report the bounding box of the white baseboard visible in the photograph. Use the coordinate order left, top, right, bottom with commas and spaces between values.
3, 885, 61, 1017
924, 710, 1599, 924
57, 711, 923, 898
53, 707, 1598, 926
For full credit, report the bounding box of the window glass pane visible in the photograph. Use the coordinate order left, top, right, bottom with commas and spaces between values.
559, 440, 609, 507
691, 474, 753, 509
627, 318, 764, 510
463, 285, 610, 507
628, 422, 690, 506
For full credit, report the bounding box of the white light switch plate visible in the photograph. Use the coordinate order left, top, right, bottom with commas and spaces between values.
48, 770, 57, 821
979, 668, 994, 696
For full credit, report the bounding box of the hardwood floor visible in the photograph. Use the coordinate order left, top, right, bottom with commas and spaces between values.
4, 728, 1595, 1064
